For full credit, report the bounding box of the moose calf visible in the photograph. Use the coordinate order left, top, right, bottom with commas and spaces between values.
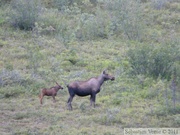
39, 82, 63, 104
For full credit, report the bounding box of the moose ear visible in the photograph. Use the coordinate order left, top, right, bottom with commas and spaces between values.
103, 69, 107, 74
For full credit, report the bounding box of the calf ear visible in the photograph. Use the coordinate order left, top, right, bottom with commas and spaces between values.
56, 82, 59, 86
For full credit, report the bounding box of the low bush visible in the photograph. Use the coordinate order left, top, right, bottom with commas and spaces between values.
0, 0, 11, 6
9, 0, 41, 30
0, 85, 25, 98
76, 13, 107, 41
151, 0, 168, 10
150, 105, 180, 117
53, 0, 69, 10
0, 69, 25, 86
106, 0, 145, 41
128, 42, 179, 79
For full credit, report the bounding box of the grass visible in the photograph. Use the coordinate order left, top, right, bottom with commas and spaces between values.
0, 0, 180, 134
0, 94, 123, 135
1, 90, 179, 134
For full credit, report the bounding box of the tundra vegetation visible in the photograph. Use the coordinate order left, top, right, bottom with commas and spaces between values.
0, 0, 180, 134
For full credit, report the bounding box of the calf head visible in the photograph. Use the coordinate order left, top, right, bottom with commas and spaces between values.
102, 70, 115, 81
56, 82, 64, 90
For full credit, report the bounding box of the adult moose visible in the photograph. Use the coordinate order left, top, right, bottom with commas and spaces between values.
39, 82, 63, 104
67, 70, 115, 110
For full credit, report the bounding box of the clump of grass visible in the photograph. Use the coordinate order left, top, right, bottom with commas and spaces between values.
94, 108, 122, 126
62, 49, 79, 65
13, 112, 30, 120
149, 105, 180, 117
0, 85, 25, 98
0, 39, 8, 48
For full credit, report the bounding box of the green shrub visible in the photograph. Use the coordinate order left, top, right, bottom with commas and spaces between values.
151, 105, 180, 117
76, 11, 109, 41
151, 0, 168, 10
0, 0, 11, 6
53, 0, 69, 10
128, 42, 179, 79
0, 69, 25, 86
9, 0, 40, 30
33, 8, 60, 36
76, 13, 98, 40
128, 43, 151, 75
145, 79, 166, 100
106, 0, 144, 41
0, 85, 25, 98
55, 17, 76, 45
0, 3, 9, 26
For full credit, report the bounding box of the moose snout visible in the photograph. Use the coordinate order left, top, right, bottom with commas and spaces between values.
111, 77, 115, 81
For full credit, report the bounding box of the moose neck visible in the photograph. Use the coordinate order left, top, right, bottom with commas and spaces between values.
97, 74, 105, 86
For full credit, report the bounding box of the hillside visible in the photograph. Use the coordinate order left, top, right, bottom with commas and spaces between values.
0, 0, 180, 134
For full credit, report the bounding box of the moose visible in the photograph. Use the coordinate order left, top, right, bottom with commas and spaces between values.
67, 70, 115, 110
39, 82, 63, 104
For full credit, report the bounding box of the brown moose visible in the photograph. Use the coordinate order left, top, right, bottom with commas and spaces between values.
67, 70, 115, 110
39, 82, 63, 104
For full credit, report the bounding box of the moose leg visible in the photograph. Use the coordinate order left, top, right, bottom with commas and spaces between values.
67, 95, 74, 110
90, 96, 93, 106
91, 93, 96, 108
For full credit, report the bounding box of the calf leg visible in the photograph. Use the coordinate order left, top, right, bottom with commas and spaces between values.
52, 96, 56, 103
40, 93, 44, 104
